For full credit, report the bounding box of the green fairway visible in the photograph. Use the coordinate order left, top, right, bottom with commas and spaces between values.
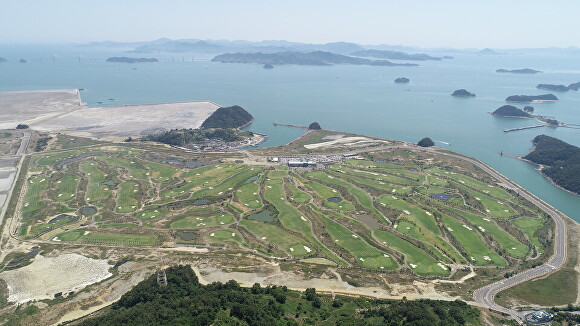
80, 161, 112, 204
513, 217, 546, 255
303, 180, 355, 210
268, 169, 288, 179
235, 183, 263, 209
287, 184, 312, 204
137, 207, 168, 220
115, 181, 140, 213
53, 174, 80, 201
143, 161, 179, 183
160, 164, 242, 198
306, 171, 383, 219
374, 230, 449, 276
320, 214, 397, 270
378, 195, 440, 235
240, 219, 313, 257
96, 156, 149, 180
441, 205, 529, 258
170, 211, 235, 229
207, 228, 244, 244
332, 165, 416, 185
191, 167, 263, 199
55, 230, 158, 246
394, 220, 464, 264
462, 187, 517, 218
21, 175, 49, 220
427, 168, 511, 200
441, 215, 507, 266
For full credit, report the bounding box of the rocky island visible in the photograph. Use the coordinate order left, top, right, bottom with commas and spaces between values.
106, 57, 159, 63
505, 94, 558, 103
537, 84, 569, 92
200, 105, 254, 129
0, 57, 6, 62
496, 68, 542, 74
451, 89, 476, 97
524, 135, 580, 195
350, 49, 448, 61
492, 105, 532, 118
211, 51, 418, 67
19, 59, 26, 63
394, 77, 410, 84
417, 137, 435, 147
568, 82, 580, 91
262, 64, 274, 69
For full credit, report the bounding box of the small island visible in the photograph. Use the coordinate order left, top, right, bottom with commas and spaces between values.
262, 64, 274, 69
0, 57, 6, 62
15, 124, 30, 129
200, 105, 254, 129
492, 105, 532, 118
308, 122, 321, 130
211, 51, 418, 67
19, 59, 27, 63
505, 94, 558, 103
496, 68, 542, 74
106, 57, 159, 63
524, 135, 580, 195
417, 137, 435, 147
537, 84, 569, 92
451, 89, 476, 97
394, 77, 410, 84
523, 106, 534, 113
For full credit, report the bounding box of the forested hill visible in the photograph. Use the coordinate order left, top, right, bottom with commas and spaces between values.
524, 135, 580, 195
201, 105, 254, 129
78, 265, 482, 326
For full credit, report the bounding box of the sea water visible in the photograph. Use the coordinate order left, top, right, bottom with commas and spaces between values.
0, 44, 579, 220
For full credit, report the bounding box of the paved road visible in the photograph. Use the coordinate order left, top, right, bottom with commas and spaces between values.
16, 131, 31, 155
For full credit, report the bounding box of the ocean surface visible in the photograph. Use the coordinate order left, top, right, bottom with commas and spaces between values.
1, 44, 579, 221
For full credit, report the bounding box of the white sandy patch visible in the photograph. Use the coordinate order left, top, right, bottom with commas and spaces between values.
483, 218, 490, 222
410, 264, 417, 269
0, 254, 112, 304
303, 246, 311, 253
403, 210, 410, 215
300, 216, 307, 222
437, 263, 448, 270
478, 226, 485, 232
462, 224, 473, 231
304, 136, 388, 149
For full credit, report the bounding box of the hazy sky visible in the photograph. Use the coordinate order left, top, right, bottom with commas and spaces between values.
2, 0, 578, 48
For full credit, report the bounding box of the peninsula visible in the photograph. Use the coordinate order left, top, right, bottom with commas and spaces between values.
211, 51, 418, 66
492, 105, 532, 118
505, 94, 558, 103
496, 68, 542, 74
524, 135, 580, 195
350, 49, 447, 61
451, 89, 476, 97
106, 57, 159, 63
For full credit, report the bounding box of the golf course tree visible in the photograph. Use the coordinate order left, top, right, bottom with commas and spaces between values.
418, 137, 435, 147
308, 122, 321, 130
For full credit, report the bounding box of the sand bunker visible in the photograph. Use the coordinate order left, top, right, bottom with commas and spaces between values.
0, 253, 112, 303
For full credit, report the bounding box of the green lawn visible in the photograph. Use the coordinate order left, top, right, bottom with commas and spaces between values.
191, 167, 263, 199
374, 230, 449, 276
287, 184, 312, 204
427, 168, 511, 200
21, 175, 49, 220
143, 162, 179, 183
55, 230, 158, 245
80, 161, 112, 204
53, 174, 80, 201
170, 211, 235, 229
378, 195, 440, 235
96, 156, 149, 180
320, 214, 397, 270
115, 181, 140, 213
161, 164, 243, 198
240, 219, 313, 257
207, 228, 244, 244
513, 217, 546, 255
332, 165, 416, 185
303, 180, 355, 211
235, 183, 263, 209
441, 215, 507, 266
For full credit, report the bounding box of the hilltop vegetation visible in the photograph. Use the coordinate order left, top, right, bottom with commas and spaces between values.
350, 49, 447, 61
496, 68, 542, 74
142, 128, 250, 146
524, 135, 580, 195
79, 265, 482, 326
201, 105, 254, 129
505, 94, 558, 102
492, 105, 532, 118
211, 51, 418, 67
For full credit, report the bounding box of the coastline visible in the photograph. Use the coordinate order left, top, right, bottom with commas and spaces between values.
517, 156, 580, 197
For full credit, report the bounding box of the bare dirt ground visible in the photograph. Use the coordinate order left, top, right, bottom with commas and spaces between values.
303, 136, 390, 149
0, 89, 219, 141
0, 253, 112, 303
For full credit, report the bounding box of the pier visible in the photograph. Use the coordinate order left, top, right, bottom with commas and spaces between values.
503, 124, 546, 133
273, 122, 309, 129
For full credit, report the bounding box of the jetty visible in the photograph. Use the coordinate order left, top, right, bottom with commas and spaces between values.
273, 122, 309, 129
503, 124, 546, 133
